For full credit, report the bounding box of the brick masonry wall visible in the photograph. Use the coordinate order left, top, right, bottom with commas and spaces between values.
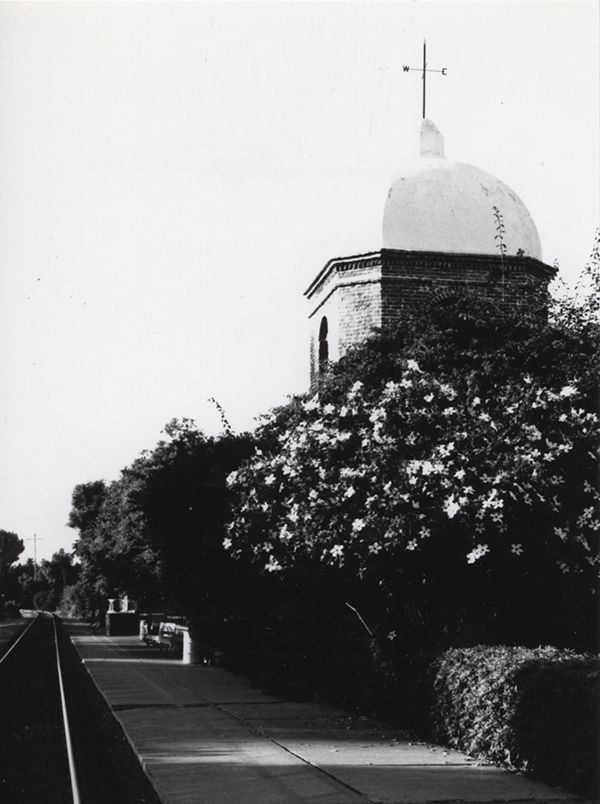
306, 249, 555, 387
338, 281, 382, 352
308, 287, 341, 390
380, 250, 554, 333
307, 256, 383, 386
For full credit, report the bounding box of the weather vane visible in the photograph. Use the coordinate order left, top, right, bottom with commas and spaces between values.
403, 40, 447, 119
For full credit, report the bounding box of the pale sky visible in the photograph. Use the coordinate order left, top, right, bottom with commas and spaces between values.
0, 1, 598, 562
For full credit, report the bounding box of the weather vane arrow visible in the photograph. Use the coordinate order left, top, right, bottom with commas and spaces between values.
403, 40, 447, 119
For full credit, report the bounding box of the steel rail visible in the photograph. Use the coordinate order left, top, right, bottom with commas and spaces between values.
0, 613, 39, 666
52, 615, 82, 804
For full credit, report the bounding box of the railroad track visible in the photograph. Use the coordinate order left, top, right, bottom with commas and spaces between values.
0, 614, 160, 804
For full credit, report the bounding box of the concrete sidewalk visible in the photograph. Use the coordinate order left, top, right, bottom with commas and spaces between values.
68, 628, 591, 804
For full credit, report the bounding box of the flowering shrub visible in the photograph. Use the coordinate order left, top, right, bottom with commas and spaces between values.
226, 364, 599, 597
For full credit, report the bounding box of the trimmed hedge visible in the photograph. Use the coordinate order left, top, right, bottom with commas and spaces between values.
431, 645, 599, 798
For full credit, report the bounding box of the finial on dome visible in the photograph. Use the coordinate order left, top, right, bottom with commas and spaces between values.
420, 119, 444, 158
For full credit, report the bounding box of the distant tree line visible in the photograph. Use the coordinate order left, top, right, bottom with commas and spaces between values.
1, 540, 79, 616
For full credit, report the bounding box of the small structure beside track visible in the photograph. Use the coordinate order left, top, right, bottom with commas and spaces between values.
105, 594, 139, 636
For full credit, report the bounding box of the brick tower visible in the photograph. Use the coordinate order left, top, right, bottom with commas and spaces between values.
305, 120, 556, 388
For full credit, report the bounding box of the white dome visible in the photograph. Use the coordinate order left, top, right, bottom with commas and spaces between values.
383, 121, 542, 259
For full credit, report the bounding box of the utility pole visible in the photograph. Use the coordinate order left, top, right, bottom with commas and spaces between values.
26, 533, 44, 581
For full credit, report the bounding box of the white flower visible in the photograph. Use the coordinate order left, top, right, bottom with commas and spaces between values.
302, 397, 320, 412
265, 474, 276, 486
368, 542, 382, 554
559, 385, 577, 398
352, 518, 366, 532
454, 468, 466, 480
330, 544, 344, 558
419, 527, 431, 539
265, 555, 282, 573
443, 496, 460, 519
222, 537, 232, 550
226, 471, 238, 487
323, 403, 335, 415
439, 383, 457, 400
406, 539, 418, 551
344, 486, 356, 499
340, 467, 357, 479
348, 381, 364, 398
472, 396, 481, 407
482, 489, 503, 510
387, 630, 397, 641
406, 359, 421, 372
511, 543, 523, 555
466, 543, 490, 564
383, 381, 400, 396
423, 393, 434, 403
526, 425, 542, 441
422, 460, 442, 476
437, 442, 455, 458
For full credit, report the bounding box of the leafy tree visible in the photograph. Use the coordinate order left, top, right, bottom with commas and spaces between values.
68, 420, 254, 618
120, 419, 254, 615
34, 549, 79, 612
0, 530, 24, 578
68, 481, 107, 533
0, 530, 24, 610
3, 550, 79, 613
69, 476, 159, 616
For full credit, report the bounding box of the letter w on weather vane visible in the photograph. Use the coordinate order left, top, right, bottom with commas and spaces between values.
403, 41, 447, 119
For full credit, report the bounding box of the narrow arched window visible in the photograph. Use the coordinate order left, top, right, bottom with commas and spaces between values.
318, 316, 329, 368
